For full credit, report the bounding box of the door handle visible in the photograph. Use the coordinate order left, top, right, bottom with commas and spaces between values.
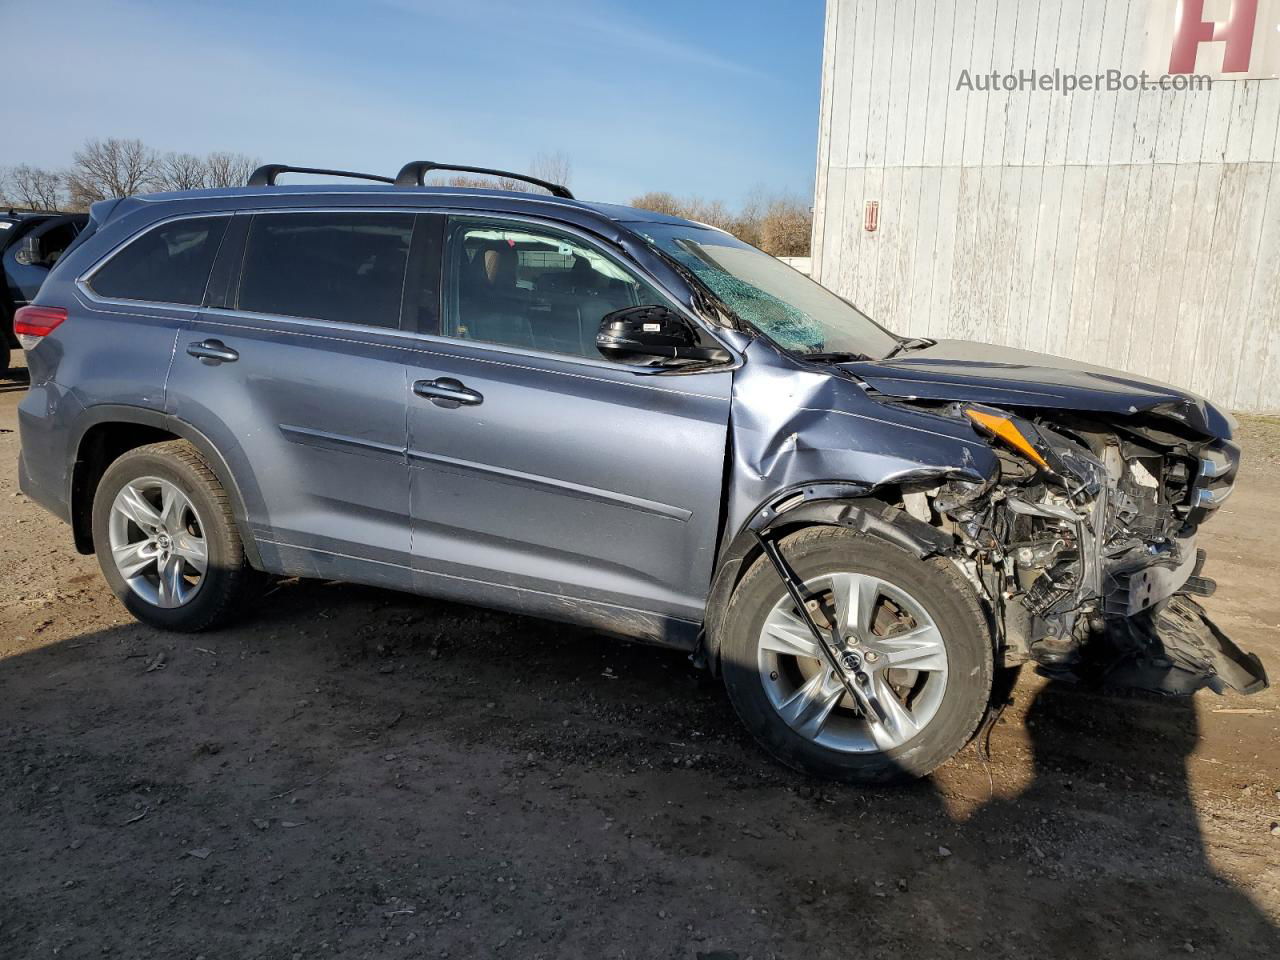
186, 339, 239, 364
413, 377, 483, 408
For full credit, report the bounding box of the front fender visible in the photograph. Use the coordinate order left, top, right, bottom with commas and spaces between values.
702, 341, 997, 671
723, 340, 998, 541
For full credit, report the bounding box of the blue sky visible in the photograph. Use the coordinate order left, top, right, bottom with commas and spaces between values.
3, 0, 825, 207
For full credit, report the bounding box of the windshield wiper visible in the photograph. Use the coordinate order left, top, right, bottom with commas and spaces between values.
803, 350, 871, 363
882, 337, 935, 360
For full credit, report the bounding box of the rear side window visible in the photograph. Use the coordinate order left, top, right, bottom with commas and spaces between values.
89, 217, 229, 305
237, 212, 414, 328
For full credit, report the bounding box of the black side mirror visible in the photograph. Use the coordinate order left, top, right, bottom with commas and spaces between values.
596, 305, 729, 364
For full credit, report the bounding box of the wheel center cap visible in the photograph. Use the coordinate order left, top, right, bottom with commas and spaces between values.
155, 533, 172, 551
840, 651, 862, 671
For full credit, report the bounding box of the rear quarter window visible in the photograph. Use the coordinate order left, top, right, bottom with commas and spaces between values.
88, 217, 229, 305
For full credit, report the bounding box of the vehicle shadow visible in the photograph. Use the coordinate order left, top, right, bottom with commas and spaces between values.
0, 577, 1274, 958
952, 680, 1277, 956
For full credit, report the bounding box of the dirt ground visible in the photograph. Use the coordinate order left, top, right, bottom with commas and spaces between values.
1, 357, 1277, 960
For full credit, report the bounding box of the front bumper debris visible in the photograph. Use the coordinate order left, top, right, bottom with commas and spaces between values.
1103, 535, 1199, 618
1105, 594, 1269, 696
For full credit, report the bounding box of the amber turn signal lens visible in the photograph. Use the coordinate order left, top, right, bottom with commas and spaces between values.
964, 409, 1050, 470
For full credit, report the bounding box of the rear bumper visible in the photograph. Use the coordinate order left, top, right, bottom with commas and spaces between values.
17, 449, 70, 522
16, 380, 80, 524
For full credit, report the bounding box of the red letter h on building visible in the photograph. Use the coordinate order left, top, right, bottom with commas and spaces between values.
1169, 0, 1259, 73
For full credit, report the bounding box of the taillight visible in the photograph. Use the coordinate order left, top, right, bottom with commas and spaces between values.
14, 305, 68, 350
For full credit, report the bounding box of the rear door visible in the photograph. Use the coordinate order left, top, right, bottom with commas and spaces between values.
73, 213, 228, 408
403, 215, 732, 632
167, 209, 432, 588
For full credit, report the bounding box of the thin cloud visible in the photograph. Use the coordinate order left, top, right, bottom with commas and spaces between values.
378, 0, 766, 79
2, 0, 805, 205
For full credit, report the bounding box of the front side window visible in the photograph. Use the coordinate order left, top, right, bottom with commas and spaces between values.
637, 221, 899, 360
89, 216, 228, 305
238, 212, 415, 328
445, 218, 663, 359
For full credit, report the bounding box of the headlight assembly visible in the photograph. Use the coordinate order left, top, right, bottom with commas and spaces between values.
963, 406, 1051, 471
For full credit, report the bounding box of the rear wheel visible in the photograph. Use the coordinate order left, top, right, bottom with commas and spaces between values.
720, 526, 993, 783
91, 440, 257, 631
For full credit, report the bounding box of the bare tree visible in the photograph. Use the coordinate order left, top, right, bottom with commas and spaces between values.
529, 150, 572, 188
203, 151, 259, 188
628, 191, 684, 217
154, 152, 207, 192
631, 192, 739, 231
630, 192, 740, 232
430, 172, 544, 195
758, 195, 812, 258
64, 175, 102, 210
430, 174, 511, 190
682, 196, 735, 230
730, 187, 768, 248
628, 187, 811, 257
1, 165, 66, 211
66, 138, 159, 205
456, 152, 572, 194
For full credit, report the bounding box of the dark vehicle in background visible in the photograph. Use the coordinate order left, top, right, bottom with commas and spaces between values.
12, 162, 1268, 783
1, 209, 88, 372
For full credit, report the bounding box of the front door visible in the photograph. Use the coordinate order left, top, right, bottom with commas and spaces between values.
404, 216, 732, 638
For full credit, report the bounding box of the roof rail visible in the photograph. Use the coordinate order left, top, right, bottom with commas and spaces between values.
394, 161, 574, 199
246, 164, 396, 187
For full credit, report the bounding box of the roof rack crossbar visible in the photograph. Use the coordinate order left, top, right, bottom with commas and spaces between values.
394, 161, 574, 199
246, 164, 397, 187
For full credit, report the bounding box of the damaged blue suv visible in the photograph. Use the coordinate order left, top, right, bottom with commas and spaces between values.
15, 161, 1267, 782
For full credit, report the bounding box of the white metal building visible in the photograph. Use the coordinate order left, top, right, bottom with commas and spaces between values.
810, 0, 1280, 412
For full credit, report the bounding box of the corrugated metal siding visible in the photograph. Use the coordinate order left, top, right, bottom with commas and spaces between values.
812, 0, 1280, 412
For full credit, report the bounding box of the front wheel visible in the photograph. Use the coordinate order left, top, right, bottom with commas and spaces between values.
720, 526, 993, 783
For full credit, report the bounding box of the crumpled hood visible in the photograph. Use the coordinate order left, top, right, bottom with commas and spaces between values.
840, 339, 1234, 439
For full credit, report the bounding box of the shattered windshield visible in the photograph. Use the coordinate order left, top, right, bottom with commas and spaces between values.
636, 221, 899, 360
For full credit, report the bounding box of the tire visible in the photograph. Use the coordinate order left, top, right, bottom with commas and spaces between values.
1, 339, 10, 375
91, 440, 257, 631
720, 525, 993, 783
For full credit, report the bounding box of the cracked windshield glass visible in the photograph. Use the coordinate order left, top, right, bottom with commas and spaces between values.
638, 222, 899, 360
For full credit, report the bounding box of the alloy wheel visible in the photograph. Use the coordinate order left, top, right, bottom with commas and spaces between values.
757, 571, 949, 753
107, 476, 208, 608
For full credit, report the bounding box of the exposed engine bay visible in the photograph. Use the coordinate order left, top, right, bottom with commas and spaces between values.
910, 404, 1267, 696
